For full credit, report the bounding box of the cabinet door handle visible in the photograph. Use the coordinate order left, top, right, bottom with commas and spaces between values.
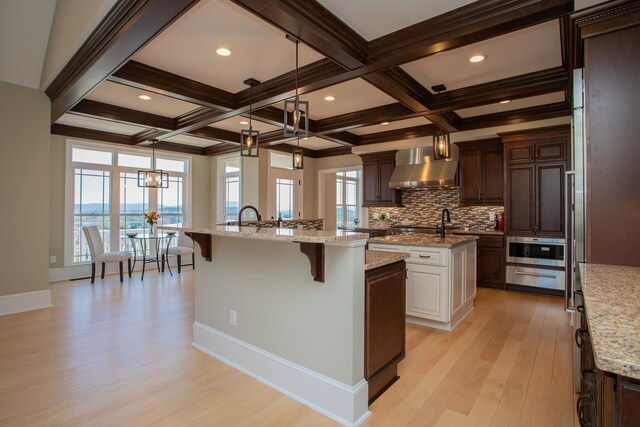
405, 269, 408, 279
515, 270, 557, 279
418, 255, 431, 259
575, 328, 588, 349
576, 394, 592, 427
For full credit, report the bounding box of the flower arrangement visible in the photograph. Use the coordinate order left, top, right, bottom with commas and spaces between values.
144, 211, 160, 225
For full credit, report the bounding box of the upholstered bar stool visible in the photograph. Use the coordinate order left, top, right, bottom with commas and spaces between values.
82, 226, 132, 283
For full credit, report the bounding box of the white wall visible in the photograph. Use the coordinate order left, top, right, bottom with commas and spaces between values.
0, 82, 51, 296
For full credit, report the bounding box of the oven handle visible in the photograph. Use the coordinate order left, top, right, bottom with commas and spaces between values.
514, 270, 558, 279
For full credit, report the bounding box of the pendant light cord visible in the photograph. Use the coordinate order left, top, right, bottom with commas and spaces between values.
249, 83, 253, 130
295, 40, 299, 99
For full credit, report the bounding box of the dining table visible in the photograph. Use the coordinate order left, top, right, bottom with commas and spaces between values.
127, 232, 175, 280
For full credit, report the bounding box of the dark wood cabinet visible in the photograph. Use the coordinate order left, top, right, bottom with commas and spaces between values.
361, 151, 401, 207
365, 260, 406, 403
502, 126, 568, 238
456, 138, 503, 205
476, 235, 505, 289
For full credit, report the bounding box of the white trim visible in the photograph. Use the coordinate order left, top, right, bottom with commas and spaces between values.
0, 290, 52, 316
192, 322, 371, 427
328, 239, 368, 248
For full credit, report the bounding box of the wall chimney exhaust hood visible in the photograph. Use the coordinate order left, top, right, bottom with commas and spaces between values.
388, 146, 459, 189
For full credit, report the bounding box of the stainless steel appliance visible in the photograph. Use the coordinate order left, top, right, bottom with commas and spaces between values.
505, 236, 566, 291
570, 68, 588, 393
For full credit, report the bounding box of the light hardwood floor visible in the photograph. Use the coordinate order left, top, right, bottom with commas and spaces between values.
0, 270, 576, 426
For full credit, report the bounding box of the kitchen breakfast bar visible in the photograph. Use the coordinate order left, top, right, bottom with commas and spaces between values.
160, 224, 476, 426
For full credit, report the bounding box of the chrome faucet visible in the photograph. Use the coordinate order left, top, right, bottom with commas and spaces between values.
238, 205, 262, 226
439, 208, 451, 238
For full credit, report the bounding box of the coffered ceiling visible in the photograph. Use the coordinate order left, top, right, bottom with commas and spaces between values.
46, 0, 576, 158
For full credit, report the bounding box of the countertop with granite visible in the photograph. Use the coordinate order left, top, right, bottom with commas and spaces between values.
159, 224, 368, 244
368, 234, 478, 248
579, 263, 640, 380
365, 250, 410, 271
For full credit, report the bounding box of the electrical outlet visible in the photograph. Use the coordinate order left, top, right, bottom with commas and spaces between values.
50, 256, 56, 264
489, 213, 496, 221
229, 310, 237, 327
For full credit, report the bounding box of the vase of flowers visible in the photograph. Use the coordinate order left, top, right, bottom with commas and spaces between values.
378, 212, 389, 227
144, 211, 159, 235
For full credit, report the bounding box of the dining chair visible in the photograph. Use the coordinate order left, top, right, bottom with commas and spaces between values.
161, 234, 195, 274
82, 226, 132, 283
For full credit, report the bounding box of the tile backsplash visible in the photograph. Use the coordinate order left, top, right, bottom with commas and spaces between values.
368, 187, 503, 231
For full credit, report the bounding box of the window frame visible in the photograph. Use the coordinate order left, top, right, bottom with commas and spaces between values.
218, 153, 242, 223
336, 170, 361, 229
64, 139, 192, 266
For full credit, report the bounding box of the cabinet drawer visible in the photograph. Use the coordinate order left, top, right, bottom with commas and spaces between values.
408, 247, 447, 266
368, 243, 405, 253
478, 236, 504, 248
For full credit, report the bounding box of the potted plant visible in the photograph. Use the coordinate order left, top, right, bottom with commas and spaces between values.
378, 212, 388, 226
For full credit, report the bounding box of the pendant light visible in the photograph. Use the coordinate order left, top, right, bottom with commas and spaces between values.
241, 78, 260, 158
283, 35, 309, 138
292, 137, 303, 170
138, 139, 169, 188
431, 84, 451, 160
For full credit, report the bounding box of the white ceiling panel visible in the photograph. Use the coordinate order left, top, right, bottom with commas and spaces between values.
275, 79, 397, 120
57, 114, 147, 135
401, 20, 562, 91
87, 81, 199, 117
282, 137, 342, 151
211, 116, 280, 134
350, 116, 432, 136
456, 92, 566, 118
132, 0, 324, 94
165, 134, 220, 148
317, 0, 477, 41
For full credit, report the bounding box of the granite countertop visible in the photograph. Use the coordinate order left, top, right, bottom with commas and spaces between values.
365, 250, 410, 270
368, 234, 478, 248
452, 229, 504, 236
159, 225, 369, 244
579, 263, 640, 380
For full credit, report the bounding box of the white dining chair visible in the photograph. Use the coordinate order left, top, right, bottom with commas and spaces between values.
161, 234, 195, 274
82, 226, 131, 283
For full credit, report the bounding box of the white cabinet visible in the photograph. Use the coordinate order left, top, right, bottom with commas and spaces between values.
406, 263, 448, 321
370, 241, 477, 331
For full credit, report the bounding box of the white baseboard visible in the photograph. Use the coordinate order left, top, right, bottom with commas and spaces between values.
0, 290, 52, 316
49, 261, 152, 283
406, 299, 474, 332
192, 322, 371, 427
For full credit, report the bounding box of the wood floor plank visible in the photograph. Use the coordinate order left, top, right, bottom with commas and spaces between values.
0, 271, 575, 426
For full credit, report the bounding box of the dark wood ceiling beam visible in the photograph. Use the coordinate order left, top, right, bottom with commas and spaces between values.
46, 0, 199, 122
151, 141, 207, 155
435, 67, 569, 112
204, 143, 240, 156
358, 125, 439, 146
70, 99, 175, 130
459, 102, 571, 130
314, 146, 353, 158
51, 123, 134, 146
367, 0, 573, 67
231, 0, 459, 130
110, 61, 235, 110
132, 129, 165, 144
187, 127, 240, 144
313, 103, 417, 133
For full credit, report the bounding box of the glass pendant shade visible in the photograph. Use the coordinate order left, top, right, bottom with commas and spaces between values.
240, 128, 259, 157
138, 139, 169, 188
284, 97, 309, 138
241, 78, 260, 158
292, 146, 304, 170
433, 130, 451, 160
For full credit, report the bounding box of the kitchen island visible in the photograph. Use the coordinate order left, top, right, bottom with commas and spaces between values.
368, 234, 477, 331
160, 224, 407, 426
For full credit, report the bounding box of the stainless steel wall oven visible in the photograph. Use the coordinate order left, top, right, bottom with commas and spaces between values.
506, 236, 566, 291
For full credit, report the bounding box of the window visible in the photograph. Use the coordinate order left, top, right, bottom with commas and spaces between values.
222, 157, 240, 222
66, 141, 191, 265
336, 171, 360, 228
74, 169, 111, 262
276, 178, 294, 219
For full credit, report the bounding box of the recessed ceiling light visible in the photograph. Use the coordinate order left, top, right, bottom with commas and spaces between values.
138, 95, 151, 100
469, 54, 486, 63
240, 120, 249, 125
499, 99, 511, 104
324, 95, 336, 101
303, 137, 308, 140
216, 47, 231, 57
380, 122, 390, 126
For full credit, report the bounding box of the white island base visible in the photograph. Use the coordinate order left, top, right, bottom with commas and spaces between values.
166, 225, 372, 427
369, 239, 477, 332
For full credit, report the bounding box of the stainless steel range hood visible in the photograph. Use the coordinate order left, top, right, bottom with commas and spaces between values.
388, 146, 459, 188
